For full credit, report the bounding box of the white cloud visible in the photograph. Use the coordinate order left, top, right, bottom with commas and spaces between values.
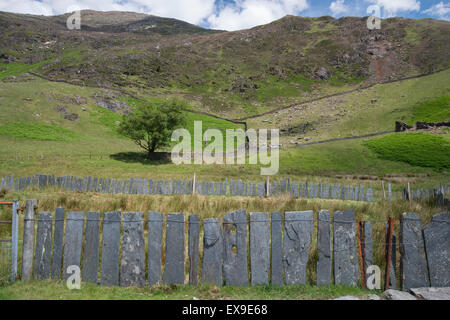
207, 0, 309, 31
423, 1, 450, 20
364, 0, 420, 17
330, 0, 348, 16
0, 0, 216, 25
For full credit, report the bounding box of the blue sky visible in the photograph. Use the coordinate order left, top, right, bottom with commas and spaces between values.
0, 1, 448, 30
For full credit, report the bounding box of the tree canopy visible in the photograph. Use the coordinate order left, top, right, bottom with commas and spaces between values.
118, 100, 186, 159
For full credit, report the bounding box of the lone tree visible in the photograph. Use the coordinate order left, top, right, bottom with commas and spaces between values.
118, 100, 186, 159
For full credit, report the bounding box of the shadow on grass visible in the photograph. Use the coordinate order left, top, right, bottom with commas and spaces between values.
110, 152, 171, 164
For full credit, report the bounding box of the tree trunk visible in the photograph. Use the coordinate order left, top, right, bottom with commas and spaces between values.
147, 145, 156, 160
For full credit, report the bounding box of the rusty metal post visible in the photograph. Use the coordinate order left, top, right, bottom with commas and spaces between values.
384, 217, 394, 291
358, 221, 367, 289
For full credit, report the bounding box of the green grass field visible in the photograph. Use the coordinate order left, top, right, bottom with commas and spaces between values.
0, 60, 51, 81
0, 122, 80, 141
364, 133, 450, 171
409, 95, 450, 124
0, 280, 376, 300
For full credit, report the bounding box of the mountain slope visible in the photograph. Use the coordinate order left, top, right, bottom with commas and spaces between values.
1, 11, 450, 119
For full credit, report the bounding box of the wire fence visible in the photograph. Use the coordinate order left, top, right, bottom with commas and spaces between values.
0, 240, 11, 283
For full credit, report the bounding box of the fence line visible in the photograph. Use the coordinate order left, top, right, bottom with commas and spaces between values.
21, 204, 450, 289
0, 174, 375, 202
402, 185, 450, 210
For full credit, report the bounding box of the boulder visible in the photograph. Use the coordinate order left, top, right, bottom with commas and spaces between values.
381, 289, 417, 300
64, 113, 79, 121
316, 67, 331, 80
55, 105, 67, 114
409, 287, 450, 300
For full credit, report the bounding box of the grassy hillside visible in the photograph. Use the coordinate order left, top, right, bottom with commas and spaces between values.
0, 70, 449, 186
248, 68, 450, 145
409, 95, 450, 124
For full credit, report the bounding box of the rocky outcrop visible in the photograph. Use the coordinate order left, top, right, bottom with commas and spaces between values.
395, 121, 412, 132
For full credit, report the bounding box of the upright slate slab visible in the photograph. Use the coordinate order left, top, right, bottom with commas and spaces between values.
163, 213, 185, 285
331, 185, 338, 199
81, 212, 100, 283
26, 177, 31, 189
366, 188, 373, 202
38, 174, 47, 188
249, 212, 270, 285
188, 215, 200, 285
423, 213, 450, 287
120, 212, 145, 287
364, 222, 373, 277
293, 183, 298, 198
33, 212, 53, 279
148, 212, 163, 285
202, 218, 223, 286
239, 182, 243, 196
257, 184, 265, 197
333, 210, 359, 287
100, 211, 121, 286
317, 210, 331, 285
223, 209, 248, 286
271, 212, 283, 285
280, 180, 287, 194
62, 212, 85, 280
399, 212, 429, 290
359, 186, 365, 202
283, 211, 313, 285
51, 208, 65, 279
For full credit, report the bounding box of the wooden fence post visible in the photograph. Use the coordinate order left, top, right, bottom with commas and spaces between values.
407, 182, 412, 206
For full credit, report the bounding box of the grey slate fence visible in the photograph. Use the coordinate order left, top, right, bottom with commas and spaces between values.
402, 185, 450, 209
0, 174, 374, 202
22, 204, 449, 289
402, 185, 450, 201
